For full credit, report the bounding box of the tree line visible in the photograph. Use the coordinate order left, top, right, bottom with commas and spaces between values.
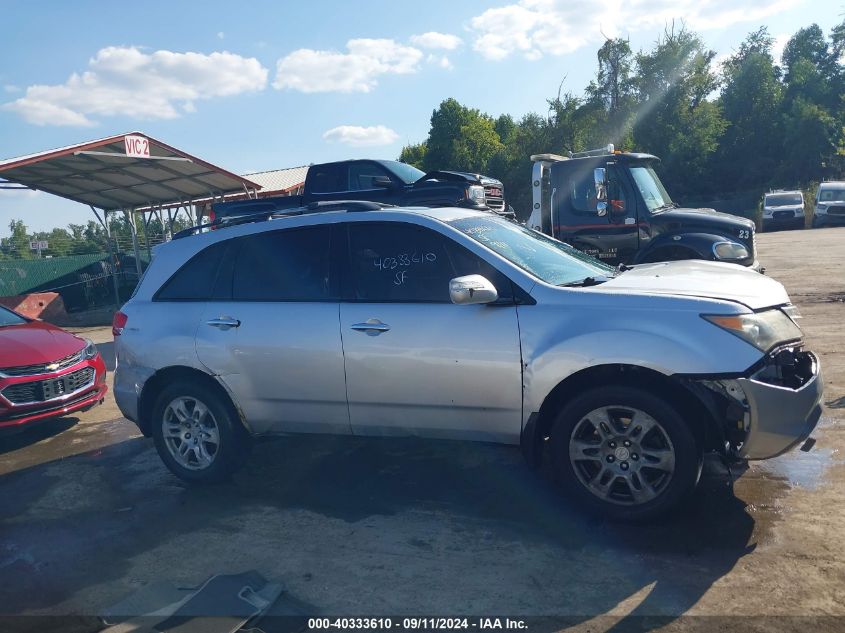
3, 20, 842, 252
400, 22, 845, 219
0, 215, 193, 260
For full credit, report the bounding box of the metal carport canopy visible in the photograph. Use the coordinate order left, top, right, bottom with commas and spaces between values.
0, 131, 261, 211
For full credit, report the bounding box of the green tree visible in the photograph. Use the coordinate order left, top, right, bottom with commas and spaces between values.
423, 98, 503, 172
5, 219, 33, 259
451, 116, 504, 173
399, 142, 427, 169
632, 25, 726, 198
783, 97, 839, 183
717, 27, 784, 192
782, 24, 836, 88
585, 37, 637, 146
779, 23, 844, 182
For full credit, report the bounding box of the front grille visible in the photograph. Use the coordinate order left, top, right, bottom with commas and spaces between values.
773, 211, 795, 219
828, 206, 845, 216
1, 391, 97, 421
0, 350, 83, 377
2, 367, 95, 405
484, 185, 505, 211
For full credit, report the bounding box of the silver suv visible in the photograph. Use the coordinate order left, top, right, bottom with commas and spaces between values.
114, 206, 823, 520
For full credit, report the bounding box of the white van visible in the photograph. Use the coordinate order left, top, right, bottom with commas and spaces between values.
814, 182, 845, 228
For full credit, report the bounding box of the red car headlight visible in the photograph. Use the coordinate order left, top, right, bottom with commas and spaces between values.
81, 338, 99, 360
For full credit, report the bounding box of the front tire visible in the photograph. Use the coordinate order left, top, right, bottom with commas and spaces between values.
152, 381, 250, 483
549, 386, 701, 521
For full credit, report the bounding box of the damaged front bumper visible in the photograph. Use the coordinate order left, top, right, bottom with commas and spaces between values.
704, 347, 824, 460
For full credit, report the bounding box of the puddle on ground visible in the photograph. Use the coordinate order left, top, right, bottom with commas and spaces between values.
0, 416, 140, 476
722, 413, 842, 545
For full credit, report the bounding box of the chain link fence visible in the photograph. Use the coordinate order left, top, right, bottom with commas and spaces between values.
0, 209, 200, 314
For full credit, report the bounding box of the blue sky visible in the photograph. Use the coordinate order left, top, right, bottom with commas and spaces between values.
0, 0, 842, 235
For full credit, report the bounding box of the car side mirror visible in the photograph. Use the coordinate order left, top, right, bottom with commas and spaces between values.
594, 167, 608, 217
449, 275, 498, 305
372, 176, 394, 189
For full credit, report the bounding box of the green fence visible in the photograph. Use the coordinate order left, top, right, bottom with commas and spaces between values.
0, 251, 149, 312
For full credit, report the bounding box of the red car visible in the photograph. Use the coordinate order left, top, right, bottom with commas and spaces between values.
0, 305, 107, 432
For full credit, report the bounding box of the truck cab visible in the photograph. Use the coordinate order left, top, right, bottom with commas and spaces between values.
528, 146, 758, 269
211, 159, 512, 226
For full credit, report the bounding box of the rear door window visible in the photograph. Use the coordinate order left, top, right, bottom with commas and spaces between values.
223, 226, 334, 302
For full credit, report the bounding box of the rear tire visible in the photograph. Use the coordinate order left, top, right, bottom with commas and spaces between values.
549, 386, 701, 521
152, 380, 250, 484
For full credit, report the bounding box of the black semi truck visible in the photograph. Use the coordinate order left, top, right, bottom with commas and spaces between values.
527, 146, 759, 269
211, 159, 511, 224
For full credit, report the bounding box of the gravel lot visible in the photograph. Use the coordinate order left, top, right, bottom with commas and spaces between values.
1, 226, 844, 631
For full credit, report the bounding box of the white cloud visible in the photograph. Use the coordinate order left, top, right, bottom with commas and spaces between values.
0, 186, 39, 200
772, 32, 790, 64
273, 39, 423, 93
2, 46, 268, 126
3, 84, 20, 93
217, 31, 225, 40
410, 32, 463, 50
469, 0, 802, 60
322, 125, 399, 146
427, 54, 454, 70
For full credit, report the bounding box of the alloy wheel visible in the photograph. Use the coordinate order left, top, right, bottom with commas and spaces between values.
161, 396, 220, 471
568, 405, 676, 506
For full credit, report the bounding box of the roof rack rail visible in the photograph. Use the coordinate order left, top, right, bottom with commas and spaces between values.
569, 144, 615, 159
172, 200, 394, 240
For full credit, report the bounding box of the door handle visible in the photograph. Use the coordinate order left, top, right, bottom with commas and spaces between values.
351, 319, 390, 336
206, 317, 240, 330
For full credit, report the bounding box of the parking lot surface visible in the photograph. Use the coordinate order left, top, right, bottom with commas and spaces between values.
1, 227, 844, 630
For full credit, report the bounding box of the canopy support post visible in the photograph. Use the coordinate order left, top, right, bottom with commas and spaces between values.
91, 205, 121, 310
124, 208, 144, 280
141, 204, 154, 264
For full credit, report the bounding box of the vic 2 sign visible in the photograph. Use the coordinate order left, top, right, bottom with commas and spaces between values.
124, 135, 150, 158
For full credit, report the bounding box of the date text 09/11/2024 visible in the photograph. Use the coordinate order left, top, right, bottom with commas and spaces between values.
307, 618, 529, 630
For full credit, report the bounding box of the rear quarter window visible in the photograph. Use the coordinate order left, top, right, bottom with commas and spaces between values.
308, 164, 344, 194
154, 241, 228, 301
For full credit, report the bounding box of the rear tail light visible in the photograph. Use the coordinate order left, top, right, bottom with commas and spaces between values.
112, 311, 128, 337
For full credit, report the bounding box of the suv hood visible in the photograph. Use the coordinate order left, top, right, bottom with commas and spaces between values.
600, 260, 789, 310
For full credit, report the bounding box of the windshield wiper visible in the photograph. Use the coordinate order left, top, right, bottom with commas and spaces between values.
558, 275, 610, 287
652, 202, 677, 212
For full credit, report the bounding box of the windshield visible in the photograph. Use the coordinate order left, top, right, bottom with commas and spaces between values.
382, 160, 426, 184
448, 216, 614, 286
766, 193, 803, 206
630, 165, 673, 212
0, 306, 27, 327
819, 187, 845, 202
